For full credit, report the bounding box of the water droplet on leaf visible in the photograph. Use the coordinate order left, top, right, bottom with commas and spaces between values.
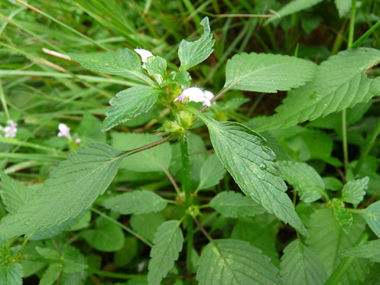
309, 92, 320, 100
259, 163, 267, 170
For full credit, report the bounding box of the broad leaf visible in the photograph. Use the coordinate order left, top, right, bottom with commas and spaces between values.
103, 86, 159, 131
0, 143, 122, 238
0, 172, 38, 214
333, 201, 353, 234
196, 239, 283, 285
102, 190, 167, 215
0, 263, 22, 285
114, 237, 138, 268
179, 17, 214, 71
335, 0, 352, 18
278, 161, 326, 203
39, 265, 61, 285
145, 56, 167, 77
224, 52, 316, 93
192, 112, 308, 235
265, 0, 324, 25
280, 239, 328, 285
259, 48, 380, 132
70, 48, 155, 86
197, 154, 226, 191
342, 177, 369, 205
112, 133, 172, 172
306, 209, 368, 284
323, 177, 343, 191
341, 239, 380, 263
359, 201, 380, 238
82, 216, 124, 252
147, 220, 184, 285
131, 213, 166, 242
209, 191, 265, 218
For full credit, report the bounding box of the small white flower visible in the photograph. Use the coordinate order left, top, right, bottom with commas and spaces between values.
138, 261, 145, 272
75, 138, 81, 144
4, 126, 17, 138
175, 87, 214, 107
7, 120, 18, 129
134, 49, 153, 69
58, 123, 71, 139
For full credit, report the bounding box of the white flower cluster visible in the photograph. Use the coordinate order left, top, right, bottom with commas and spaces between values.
175, 87, 214, 107
134, 48, 163, 84
0, 120, 18, 138
57, 123, 80, 143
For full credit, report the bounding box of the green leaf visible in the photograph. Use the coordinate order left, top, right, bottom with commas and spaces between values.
333, 201, 353, 234
168, 71, 192, 87
103, 86, 159, 131
130, 213, 166, 242
335, 0, 352, 18
306, 209, 368, 284
193, 113, 307, 235
39, 265, 61, 285
0, 143, 122, 238
280, 239, 328, 285
259, 48, 380, 132
179, 17, 214, 71
359, 201, 380, 238
196, 239, 283, 285
323, 177, 343, 191
225, 97, 250, 110
342, 177, 369, 205
340, 239, 380, 263
209, 191, 265, 218
147, 220, 184, 285
112, 133, 172, 172
278, 161, 326, 203
70, 48, 155, 86
224, 52, 316, 93
36, 247, 60, 260
82, 216, 124, 252
0, 171, 38, 214
0, 263, 22, 285
114, 237, 138, 268
102, 190, 167, 215
265, 0, 324, 25
197, 154, 226, 191
145, 56, 167, 77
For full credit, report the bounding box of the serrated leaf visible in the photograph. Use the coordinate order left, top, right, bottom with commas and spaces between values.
194, 114, 307, 235
102, 190, 167, 215
145, 56, 167, 77
39, 265, 61, 285
147, 220, 183, 285
197, 154, 226, 191
333, 202, 353, 234
224, 52, 316, 93
82, 216, 124, 252
169, 71, 192, 87
130, 213, 166, 242
103, 86, 159, 131
179, 17, 214, 71
0, 143, 122, 238
323, 177, 343, 191
36, 247, 60, 260
278, 161, 326, 203
0, 172, 38, 215
259, 48, 380, 132
359, 201, 380, 238
342, 177, 369, 205
335, 0, 352, 18
0, 263, 22, 285
280, 239, 328, 285
341, 239, 380, 262
197, 239, 283, 285
112, 133, 172, 172
265, 0, 324, 25
306, 209, 368, 284
209, 191, 265, 218
70, 48, 155, 86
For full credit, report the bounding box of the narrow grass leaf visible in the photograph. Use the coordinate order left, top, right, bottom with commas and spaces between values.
147, 220, 183, 285
224, 52, 316, 93
102, 86, 159, 131
0, 143, 122, 238
259, 48, 380, 132
280, 239, 328, 285
179, 17, 214, 71
197, 239, 283, 285
102, 190, 167, 215
209, 191, 265, 218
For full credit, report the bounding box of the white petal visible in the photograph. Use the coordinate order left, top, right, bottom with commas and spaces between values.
202, 99, 211, 107
181, 87, 205, 103
134, 49, 153, 63
204, 90, 214, 100
58, 123, 70, 135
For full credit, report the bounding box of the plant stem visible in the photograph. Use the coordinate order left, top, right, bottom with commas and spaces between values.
91, 208, 153, 247
324, 230, 369, 285
0, 78, 10, 120
87, 268, 146, 280
179, 133, 193, 272
354, 116, 380, 174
